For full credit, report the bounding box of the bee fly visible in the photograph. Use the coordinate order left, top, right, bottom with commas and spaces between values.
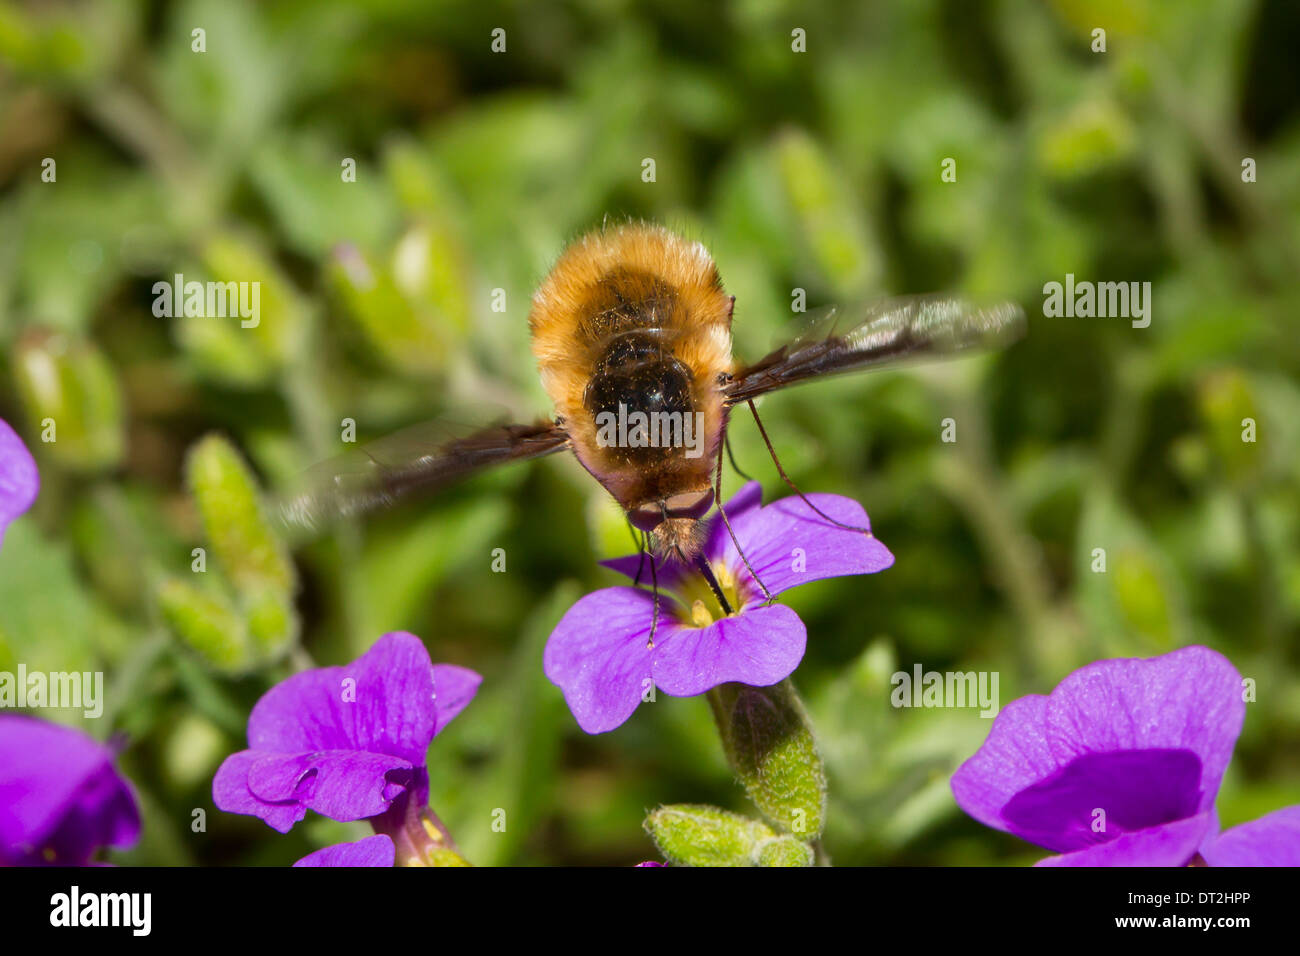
282, 222, 1024, 632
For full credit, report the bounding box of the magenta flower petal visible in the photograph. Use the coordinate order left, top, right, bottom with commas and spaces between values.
430, 664, 483, 736
247, 631, 442, 763
1201, 805, 1300, 867
545, 590, 807, 732
712, 489, 894, 601
543, 587, 662, 734
1035, 812, 1217, 867
0, 418, 39, 550
999, 748, 1203, 852
245, 751, 414, 823
212, 751, 307, 833
553, 482, 892, 733
600, 552, 689, 593
214, 632, 479, 831
951, 650, 1242, 842
293, 834, 396, 868
1039, 647, 1243, 816
650, 604, 806, 698
952, 646, 1248, 865
714, 479, 763, 520
950, 694, 1054, 834
601, 482, 893, 601
0, 716, 140, 865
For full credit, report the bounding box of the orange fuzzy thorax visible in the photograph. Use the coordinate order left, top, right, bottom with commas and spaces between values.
528, 222, 734, 511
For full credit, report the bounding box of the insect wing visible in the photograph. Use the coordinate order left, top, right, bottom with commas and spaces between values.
724, 295, 1025, 404
276, 418, 568, 535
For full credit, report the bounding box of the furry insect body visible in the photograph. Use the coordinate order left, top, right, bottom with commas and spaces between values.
282, 222, 1025, 567
530, 223, 734, 559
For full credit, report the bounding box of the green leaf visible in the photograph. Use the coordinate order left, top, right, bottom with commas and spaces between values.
10, 164, 171, 333
325, 245, 448, 378
1196, 368, 1262, 487
156, 0, 285, 149
1036, 95, 1137, 180
773, 129, 881, 300
248, 134, 399, 259
433, 583, 574, 867
1076, 488, 1188, 653
200, 233, 309, 367
0, 519, 102, 677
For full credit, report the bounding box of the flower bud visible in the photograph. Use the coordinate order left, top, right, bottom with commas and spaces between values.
12, 330, 124, 471
644, 803, 774, 867
709, 680, 827, 838
185, 434, 295, 598
754, 834, 815, 867
242, 582, 298, 662
156, 577, 250, 672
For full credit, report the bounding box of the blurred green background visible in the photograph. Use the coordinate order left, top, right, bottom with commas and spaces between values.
1, 0, 1298, 866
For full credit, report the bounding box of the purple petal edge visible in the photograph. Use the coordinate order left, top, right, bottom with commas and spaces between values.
1201, 805, 1300, 867
1034, 812, 1216, 867
0, 417, 39, 548
293, 834, 395, 868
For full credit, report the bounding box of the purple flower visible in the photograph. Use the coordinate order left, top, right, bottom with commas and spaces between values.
213, 631, 479, 864
0, 716, 140, 865
951, 646, 1300, 866
292, 834, 396, 868
544, 481, 893, 733
1200, 805, 1300, 867
0, 417, 39, 550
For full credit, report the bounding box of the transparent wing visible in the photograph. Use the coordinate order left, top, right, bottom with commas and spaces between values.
276, 418, 569, 535
724, 295, 1025, 405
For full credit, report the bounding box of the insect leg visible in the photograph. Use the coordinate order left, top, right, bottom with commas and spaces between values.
629, 523, 648, 587
647, 543, 660, 649
694, 553, 734, 616
712, 427, 773, 602
745, 398, 870, 534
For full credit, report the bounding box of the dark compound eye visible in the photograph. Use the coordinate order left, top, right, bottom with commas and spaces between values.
664, 489, 714, 520
628, 504, 663, 532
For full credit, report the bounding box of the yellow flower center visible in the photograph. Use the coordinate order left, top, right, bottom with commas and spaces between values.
689, 600, 712, 628
677, 561, 745, 628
